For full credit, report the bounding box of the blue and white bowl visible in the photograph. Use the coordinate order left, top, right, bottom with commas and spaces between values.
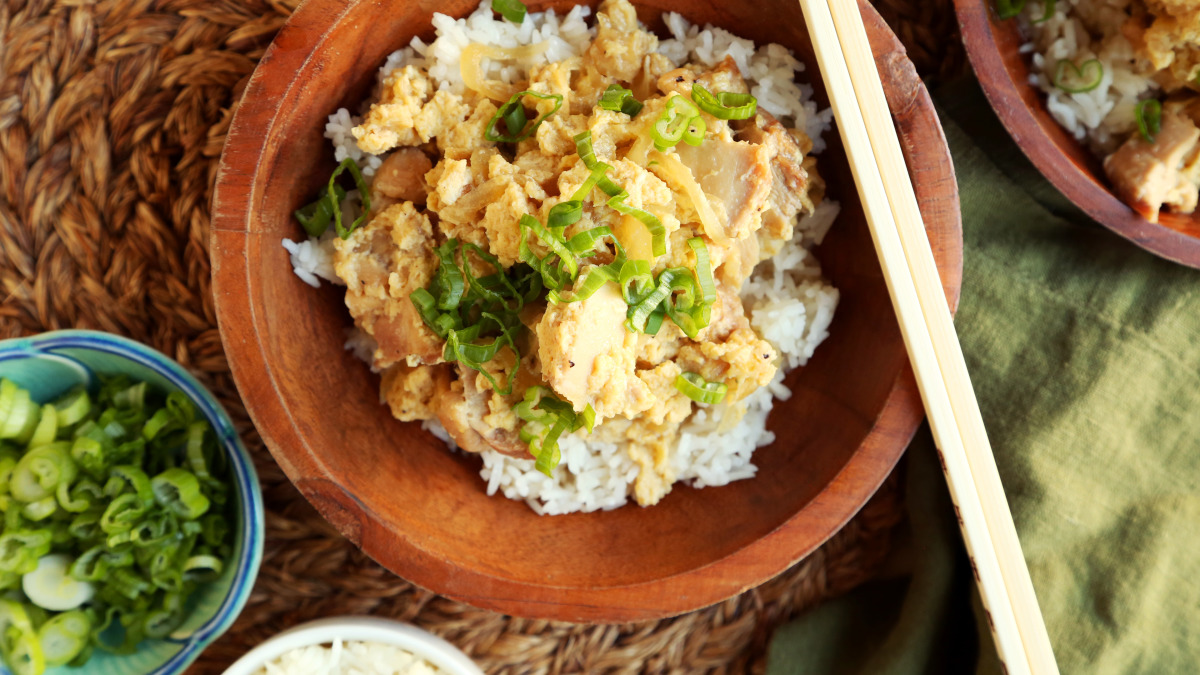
0, 330, 264, 675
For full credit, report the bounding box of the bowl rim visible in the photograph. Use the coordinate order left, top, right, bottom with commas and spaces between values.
209, 0, 960, 622
221, 617, 485, 675
953, 0, 1200, 268
0, 329, 265, 675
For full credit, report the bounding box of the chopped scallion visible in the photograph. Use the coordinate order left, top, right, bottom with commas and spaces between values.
690, 84, 757, 120
674, 372, 728, 405
491, 0, 527, 23
1135, 99, 1162, 143
598, 84, 644, 117
1053, 58, 1103, 94
485, 91, 564, 143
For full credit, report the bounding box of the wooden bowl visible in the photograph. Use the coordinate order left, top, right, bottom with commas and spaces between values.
954, 0, 1200, 267
211, 0, 962, 622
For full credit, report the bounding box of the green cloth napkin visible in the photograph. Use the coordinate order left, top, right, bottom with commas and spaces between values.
766, 79, 1200, 674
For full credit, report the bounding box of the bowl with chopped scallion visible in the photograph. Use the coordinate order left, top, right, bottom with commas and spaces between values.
0, 330, 264, 675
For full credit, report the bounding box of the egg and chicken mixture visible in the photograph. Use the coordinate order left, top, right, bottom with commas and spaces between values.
327, 0, 825, 506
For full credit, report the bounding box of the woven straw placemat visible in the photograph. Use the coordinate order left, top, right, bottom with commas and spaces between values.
0, 1, 965, 672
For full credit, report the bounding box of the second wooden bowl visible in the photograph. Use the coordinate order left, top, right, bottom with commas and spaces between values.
211, 0, 962, 622
955, 0, 1200, 267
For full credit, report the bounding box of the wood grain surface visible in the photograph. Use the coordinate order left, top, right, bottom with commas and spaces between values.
210, 0, 962, 623
954, 0, 1200, 268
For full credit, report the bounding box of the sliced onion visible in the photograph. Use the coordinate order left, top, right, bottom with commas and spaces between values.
648, 151, 726, 243
460, 42, 551, 102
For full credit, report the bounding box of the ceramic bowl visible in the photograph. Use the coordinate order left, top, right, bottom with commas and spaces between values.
210, 0, 962, 621
0, 330, 264, 675
223, 617, 484, 675
954, 0, 1200, 267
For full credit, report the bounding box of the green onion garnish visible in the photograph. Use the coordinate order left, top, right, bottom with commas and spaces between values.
515, 387, 594, 476
1135, 99, 1162, 143
293, 157, 371, 239
598, 84, 644, 117
485, 91, 564, 143
687, 237, 717, 305
690, 84, 757, 121
994, 0, 1027, 19
412, 240, 543, 395
0, 377, 234, 673
651, 95, 703, 151
571, 132, 667, 257
491, 0, 527, 23
674, 372, 728, 405
1033, 0, 1056, 22
1053, 58, 1104, 94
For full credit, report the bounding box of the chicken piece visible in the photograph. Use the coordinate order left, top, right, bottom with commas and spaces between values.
373, 148, 433, 205
1104, 106, 1200, 219
380, 364, 449, 422
657, 55, 750, 99
673, 138, 773, 241
676, 326, 778, 404
585, 0, 658, 82
435, 365, 529, 458
333, 202, 444, 369
536, 281, 653, 421
695, 282, 752, 343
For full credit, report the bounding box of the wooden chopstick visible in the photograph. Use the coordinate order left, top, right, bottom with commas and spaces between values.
795, 0, 1060, 672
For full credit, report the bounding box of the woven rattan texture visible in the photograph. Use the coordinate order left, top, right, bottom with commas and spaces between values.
0, 0, 964, 672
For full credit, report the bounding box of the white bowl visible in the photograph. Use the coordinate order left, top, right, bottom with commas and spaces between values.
222, 617, 485, 675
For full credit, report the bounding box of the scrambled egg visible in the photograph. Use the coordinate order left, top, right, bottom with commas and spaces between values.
334, 0, 823, 506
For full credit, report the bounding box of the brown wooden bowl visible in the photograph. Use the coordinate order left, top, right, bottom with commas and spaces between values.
210, 0, 962, 622
954, 0, 1200, 267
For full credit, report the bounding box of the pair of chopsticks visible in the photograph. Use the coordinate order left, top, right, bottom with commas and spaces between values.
796, 0, 1059, 672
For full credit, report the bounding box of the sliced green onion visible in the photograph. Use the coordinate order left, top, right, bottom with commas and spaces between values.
151, 468, 211, 521
26, 405, 56, 449
294, 158, 370, 239
995, 0, 1026, 19
0, 531, 52, 575
674, 372, 728, 404
0, 382, 39, 445
485, 91, 563, 143
37, 610, 90, 667
99, 493, 148, 535
432, 239, 466, 310
626, 269, 678, 333
22, 555, 94, 612
682, 115, 707, 146
1135, 99, 1162, 143
1053, 58, 1104, 94
0, 600, 43, 675
1033, 0, 1056, 22
687, 237, 717, 304
547, 201, 583, 231
55, 479, 100, 513
690, 84, 757, 121
606, 191, 666, 258
20, 498, 57, 522
598, 84, 644, 117
514, 387, 595, 476
51, 388, 90, 429
491, 0, 526, 23
10, 443, 76, 503
652, 95, 702, 151
619, 259, 654, 305
548, 265, 617, 304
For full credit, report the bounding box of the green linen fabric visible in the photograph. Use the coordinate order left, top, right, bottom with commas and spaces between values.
766, 80, 1200, 674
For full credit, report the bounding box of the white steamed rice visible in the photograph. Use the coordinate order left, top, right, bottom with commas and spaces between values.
252, 639, 442, 675
1022, 0, 1155, 154
286, 1, 840, 515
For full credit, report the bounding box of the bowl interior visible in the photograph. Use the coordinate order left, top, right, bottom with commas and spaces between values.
0, 331, 263, 675
212, 0, 960, 620
955, 0, 1200, 266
